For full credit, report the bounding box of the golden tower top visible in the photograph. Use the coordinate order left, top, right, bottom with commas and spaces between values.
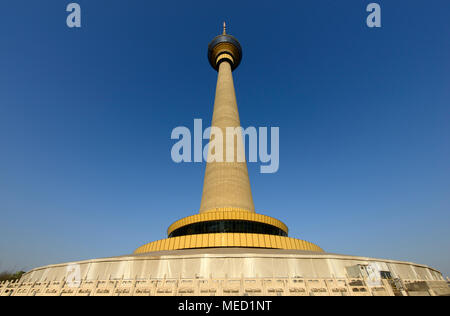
207, 23, 242, 71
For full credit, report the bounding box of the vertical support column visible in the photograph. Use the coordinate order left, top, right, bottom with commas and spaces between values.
200, 61, 255, 213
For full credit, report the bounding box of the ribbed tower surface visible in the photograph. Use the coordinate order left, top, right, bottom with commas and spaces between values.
199, 60, 255, 213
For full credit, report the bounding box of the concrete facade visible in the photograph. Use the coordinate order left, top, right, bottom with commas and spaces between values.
2, 248, 449, 296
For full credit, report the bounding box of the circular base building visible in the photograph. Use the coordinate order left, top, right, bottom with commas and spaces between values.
3, 248, 448, 296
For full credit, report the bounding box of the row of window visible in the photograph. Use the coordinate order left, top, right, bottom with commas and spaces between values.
168, 220, 288, 238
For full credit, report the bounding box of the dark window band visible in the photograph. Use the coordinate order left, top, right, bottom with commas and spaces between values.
168, 220, 287, 238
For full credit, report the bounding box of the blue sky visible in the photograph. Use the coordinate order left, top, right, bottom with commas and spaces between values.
0, 1, 449, 276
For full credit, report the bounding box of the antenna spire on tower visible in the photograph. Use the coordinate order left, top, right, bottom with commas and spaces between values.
223, 21, 227, 35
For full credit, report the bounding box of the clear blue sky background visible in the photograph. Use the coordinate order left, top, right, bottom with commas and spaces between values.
0, 1, 449, 276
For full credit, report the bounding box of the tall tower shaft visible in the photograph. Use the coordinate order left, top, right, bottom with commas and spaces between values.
199, 60, 255, 213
